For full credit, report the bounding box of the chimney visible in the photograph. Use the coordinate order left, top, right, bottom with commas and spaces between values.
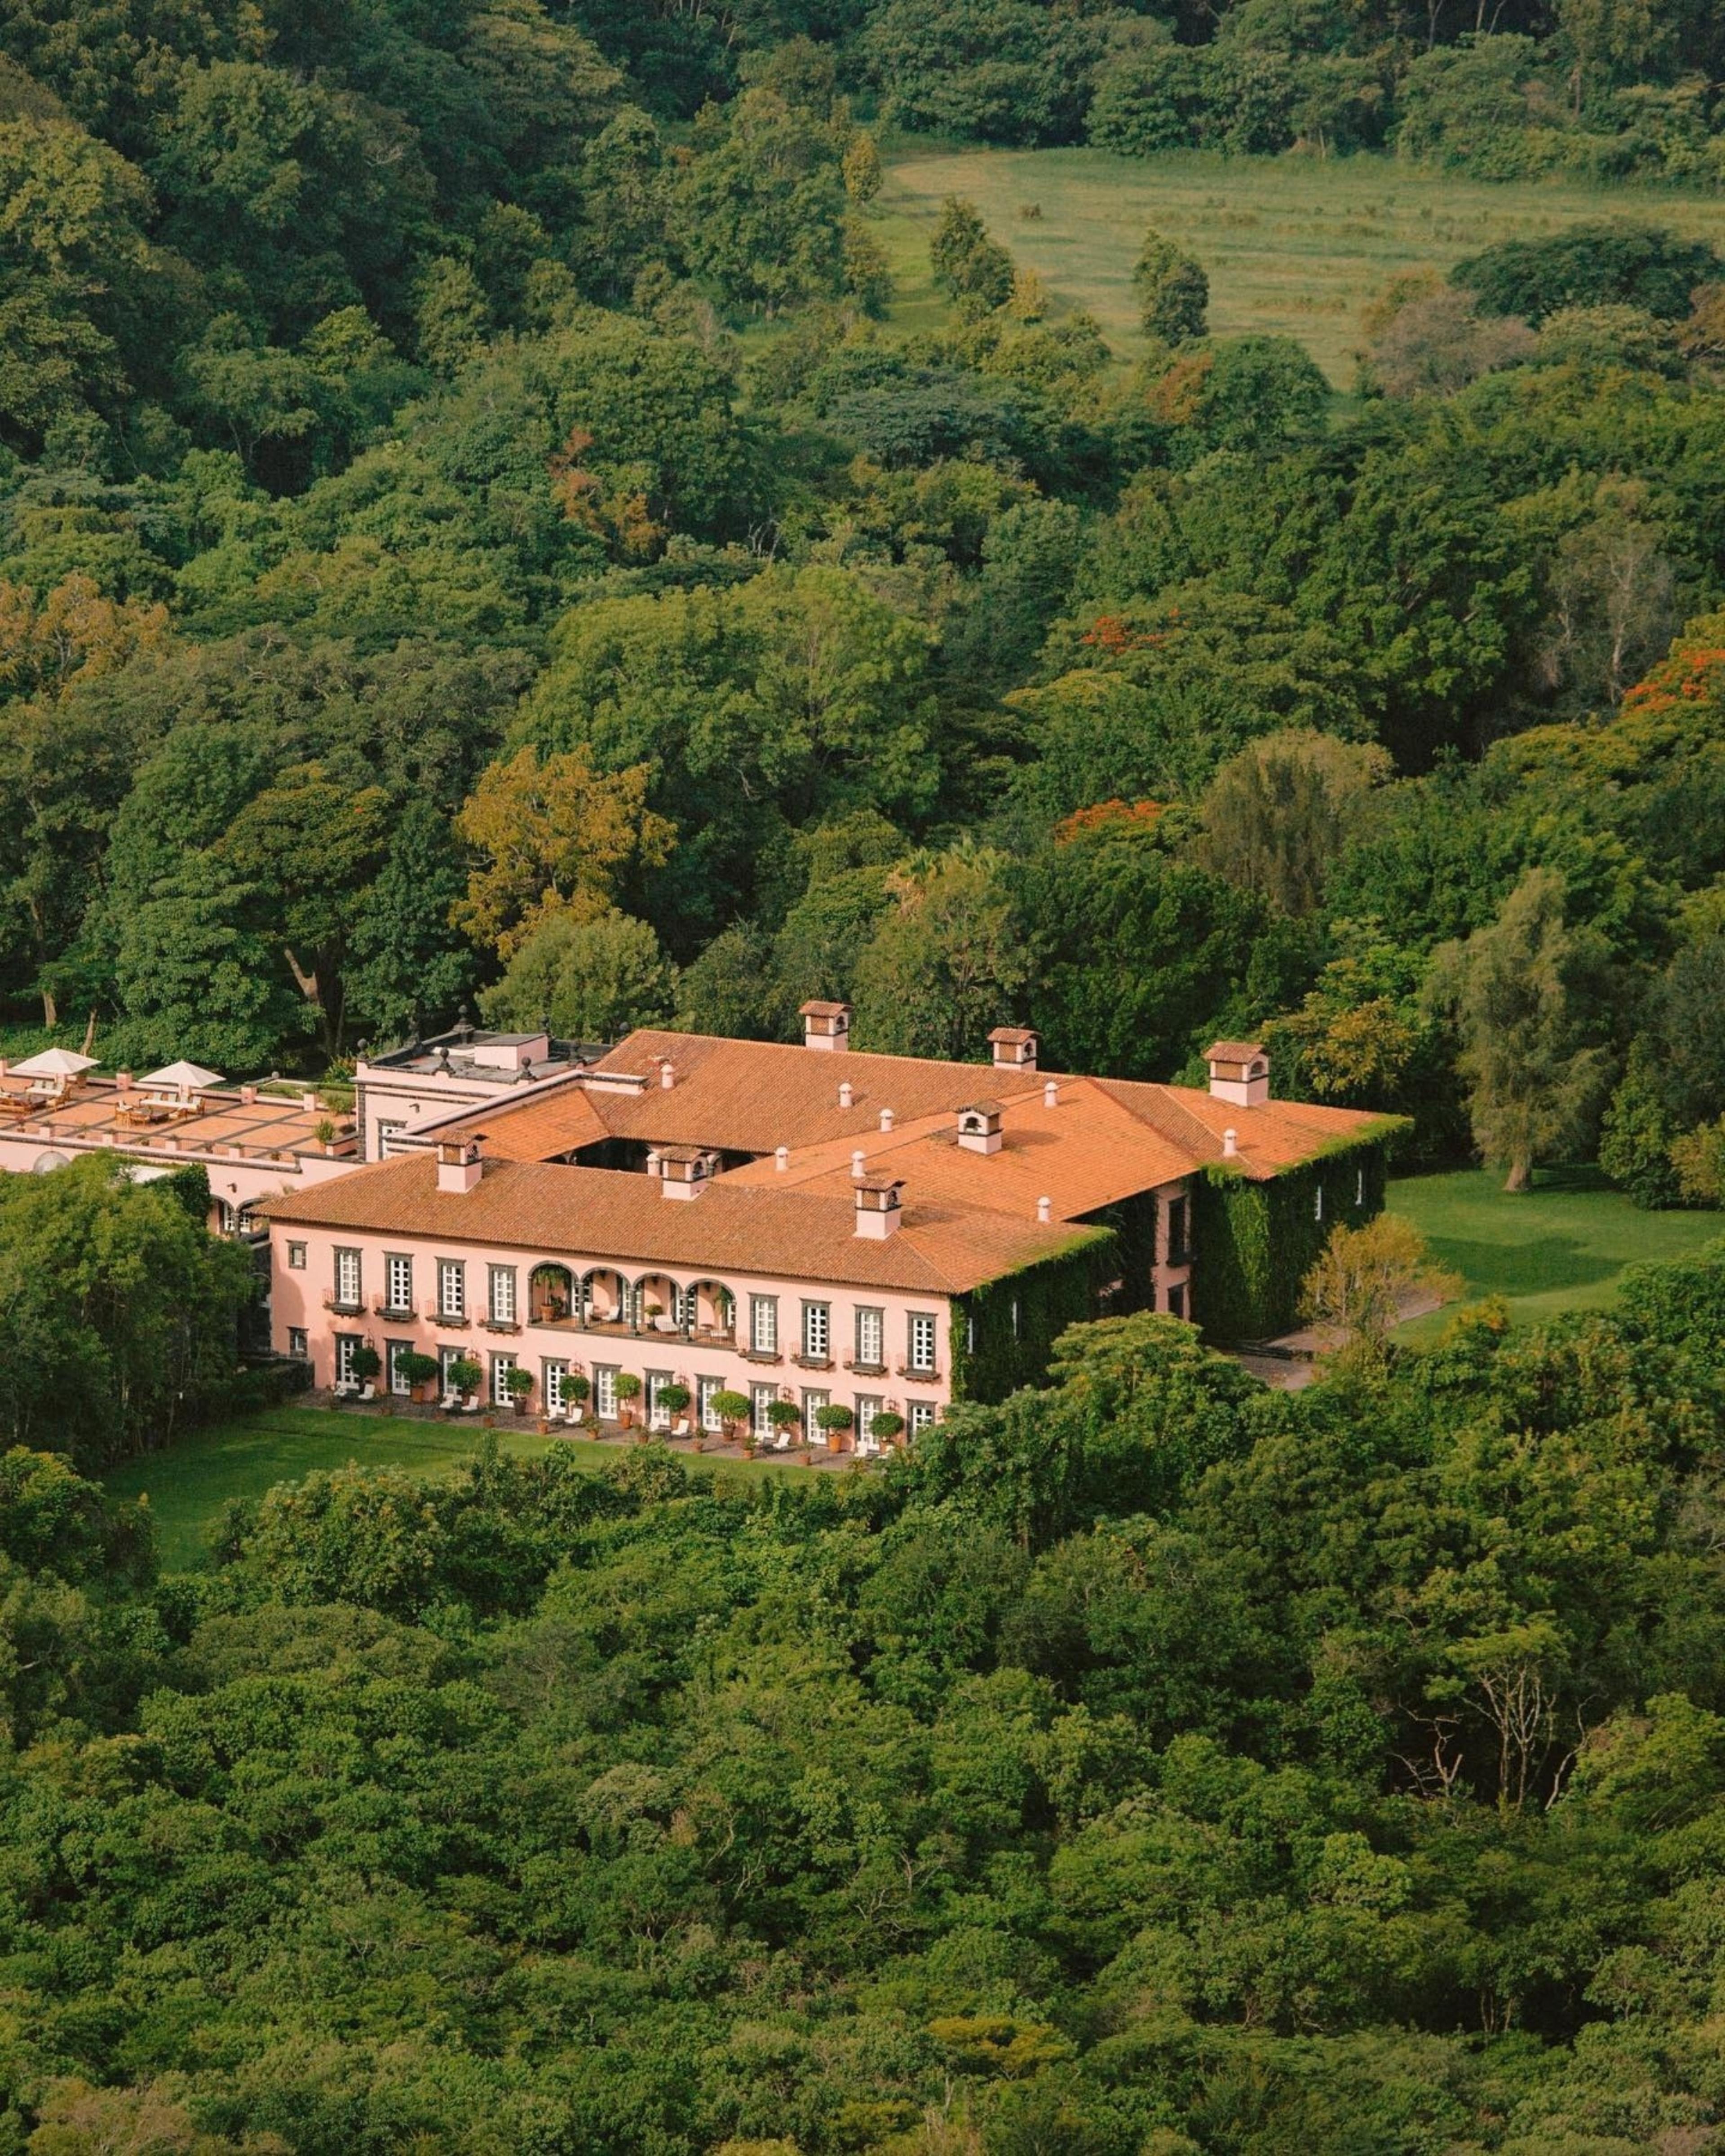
1037, 1195, 1052, 1224
851, 1148, 866, 1180
659, 1059, 675, 1090
1223, 1128, 1238, 1159
436, 1137, 483, 1193
854, 1178, 902, 1240
839, 1080, 854, 1109
800, 999, 851, 1052
659, 1146, 714, 1199
989, 1026, 1038, 1075
956, 1100, 1004, 1156
645, 1147, 661, 1176
1206, 1041, 1269, 1109
775, 1145, 789, 1172
879, 1107, 894, 1132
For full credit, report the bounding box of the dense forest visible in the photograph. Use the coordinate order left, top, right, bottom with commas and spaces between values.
6, 1262, 1725, 2150
11, 2, 1725, 2143
4, 0, 1725, 1198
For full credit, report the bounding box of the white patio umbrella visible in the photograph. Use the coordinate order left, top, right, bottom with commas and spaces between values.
10, 1048, 98, 1079
139, 1060, 224, 1096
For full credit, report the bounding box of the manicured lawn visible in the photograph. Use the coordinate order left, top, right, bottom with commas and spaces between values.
103, 1405, 822, 1571
1388, 1166, 1724, 1338
875, 146, 1725, 384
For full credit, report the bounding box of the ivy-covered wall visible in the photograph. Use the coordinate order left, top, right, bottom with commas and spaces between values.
1188, 1124, 1405, 1343
951, 1226, 1117, 1404
1081, 1189, 1160, 1313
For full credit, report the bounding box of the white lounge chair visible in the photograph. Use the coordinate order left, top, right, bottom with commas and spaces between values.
440, 1389, 460, 1411
460, 1396, 482, 1414
358, 1383, 376, 1403
333, 1380, 358, 1400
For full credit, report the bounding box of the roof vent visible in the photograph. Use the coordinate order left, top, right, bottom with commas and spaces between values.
839, 1080, 854, 1109
880, 1107, 894, 1132
775, 1144, 789, 1172
1223, 1128, 1238, 1159
855, 1178, 902, 1240
436, 1136, 483, 1194
989, 1025, 1038, 1074
851, 1148, 866, 1180
1206, 1041, 1269, 1109
659, 1059, 675, 1090
956, 1100, 1004, 1156
1043, 1080, 1058, 1108
1037, 1195, 1052, 1224
800, 999, 851, 1052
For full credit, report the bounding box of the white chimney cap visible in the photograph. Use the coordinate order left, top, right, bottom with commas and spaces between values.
1223, 1128, 1238, 1158
659, 1059, 675, 1089
880, 1107, 894, 1131
1043, 1080, 1058, 1107
839, 1080, 854, 1109
850, 1148, 866, 1180
1036, 1195, 1052, 1223
775, 1144, 789, 1172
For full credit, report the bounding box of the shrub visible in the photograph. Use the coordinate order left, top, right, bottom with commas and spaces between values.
815, 1402, 855, 1433
710, 1388, 750, 1430
658, 1383, 692, 1415
766, 1399, 802, 1431
447, 1356, 482, 1396
870, 1410, 906, 1443
930, 196, 1013, 309
349, 1345, 382, 1383
398, 1351, 440, 1389
505, 1366, 535, 1400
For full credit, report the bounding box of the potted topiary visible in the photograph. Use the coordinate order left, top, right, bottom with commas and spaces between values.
614, 1371, 642, 1430
657, 1382, 692, 1439
348, 1344, 381, 1400
399, 1350, 440, 1404
711, 1389, 750, 1448
506, 1365, 535, 1415
447, 1355, 482, 1408
765, 1398, 803, 1451
870, 1409, 906, 1449
565, 1372, 591, 1426
814, 1402, 855, 1451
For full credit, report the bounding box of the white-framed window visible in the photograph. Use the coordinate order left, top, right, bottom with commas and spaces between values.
1314, 1184, 1324, 1222
802, 1301, 830, 1361
334, 1247, 361, 1308
287, 1241, 307, 1271
1356, 1166, 1366, 1207
544, 1360, 568, 1414
489, 1265, 517, 1325
966, 1312, 977, 1354
803, 1388, 828, 1442
336, 1334, 361, 1384
287, 1326, 308, 1359
750, 1382, 776, 1437
386, 1339, 413, 1395
750, 1294, 778, 1354
386, 1253, 413, 1312
376, 1118, 405, 1156
907, 1311, 937, 1374
646, 1370, 673, 1428
438, 1258, 465, 1319
594, 1365, 618, 1418
491, 1353, 516, 1406
855, 1306, 883, 1368
908, 1400, 936, 1436
1010, 1296, 1021, 1340
438, 1344, 468, 1394
698, 1375, 722, 1432
855, 1395, 883, 1453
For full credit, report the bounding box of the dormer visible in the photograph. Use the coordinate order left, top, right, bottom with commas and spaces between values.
989, 1025, 1038, 1074
956, 1100, 1004, 1156
656, 1144, 717, 1199
854, 1178, 902, 1239
800, 999, 851, 1051
1206, 1041, 1269, 1109
436, 1136, 483, 1194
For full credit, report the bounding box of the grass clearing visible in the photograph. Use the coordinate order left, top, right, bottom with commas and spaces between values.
103, 1405, 823, 1571
876, 146, 1725, 383
1388, 1165, 1722, 1339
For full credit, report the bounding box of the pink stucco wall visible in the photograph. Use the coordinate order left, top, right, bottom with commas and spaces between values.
270, 1220, 954, 1451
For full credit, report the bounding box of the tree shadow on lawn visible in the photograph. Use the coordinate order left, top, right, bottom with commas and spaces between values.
1422, 1232, 1619, 1299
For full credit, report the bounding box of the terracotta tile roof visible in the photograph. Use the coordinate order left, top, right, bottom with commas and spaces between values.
430, 1030, 1395, 1197
1099, 1079, 1397, 1179
256, 1153, 1091, 1294
1205, 1040, 1265, 1062
728, 1077, 1197, 1220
